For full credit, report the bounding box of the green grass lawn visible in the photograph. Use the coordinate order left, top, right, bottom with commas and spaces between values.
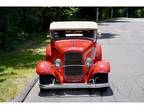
0, 33, 50, 102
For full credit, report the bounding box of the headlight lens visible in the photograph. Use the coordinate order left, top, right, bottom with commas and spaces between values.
85, 58, 93, 68
54, 59, 62, 68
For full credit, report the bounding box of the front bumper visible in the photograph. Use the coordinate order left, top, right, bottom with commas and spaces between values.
39, 83, 109, 89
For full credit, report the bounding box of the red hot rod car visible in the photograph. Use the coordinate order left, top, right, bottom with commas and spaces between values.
36, 21, 110, 91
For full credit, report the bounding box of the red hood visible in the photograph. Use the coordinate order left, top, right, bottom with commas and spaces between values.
54, 39, 93, 54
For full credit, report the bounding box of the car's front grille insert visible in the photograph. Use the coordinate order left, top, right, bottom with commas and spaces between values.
64, 52, 83, 81
65, 52, 82, 65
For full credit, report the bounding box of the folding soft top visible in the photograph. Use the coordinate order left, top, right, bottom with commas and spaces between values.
49, 21, 98, 30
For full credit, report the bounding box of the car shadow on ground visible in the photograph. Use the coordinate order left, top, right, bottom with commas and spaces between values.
100, 33, 119, 39
105, 20, 131, 23
38, 87, 113, 97
98, 18, 131, 26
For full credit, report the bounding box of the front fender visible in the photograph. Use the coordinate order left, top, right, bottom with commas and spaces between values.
36, 61, 64, 83
36, 61, 56, 76
92, 60, 110, 74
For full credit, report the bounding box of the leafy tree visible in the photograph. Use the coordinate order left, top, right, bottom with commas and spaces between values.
41, 7, 78, 31
1, 7, 144, 51
0, 7, 78, 50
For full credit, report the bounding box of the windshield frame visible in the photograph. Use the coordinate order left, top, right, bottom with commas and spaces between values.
50, 29, 97, 40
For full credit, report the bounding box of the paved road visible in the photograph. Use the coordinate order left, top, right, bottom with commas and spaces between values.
24, 18, 144, 102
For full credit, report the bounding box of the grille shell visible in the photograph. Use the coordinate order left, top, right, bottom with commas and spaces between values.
64, 52, 83, 81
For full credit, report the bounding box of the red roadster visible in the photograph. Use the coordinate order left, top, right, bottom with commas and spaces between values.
36, 21, 110, 91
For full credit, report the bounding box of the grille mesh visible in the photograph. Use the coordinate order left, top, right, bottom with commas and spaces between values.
64, 52, 83, 78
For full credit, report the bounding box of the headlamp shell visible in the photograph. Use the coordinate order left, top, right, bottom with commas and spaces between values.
85, 58, 93, 68
54, 59, 62, 68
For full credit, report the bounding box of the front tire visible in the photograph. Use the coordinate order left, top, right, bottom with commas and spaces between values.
39, 75, 56, 92
39, 75, 56, 84
93, 73, 108, 84
93, 73, 108, 92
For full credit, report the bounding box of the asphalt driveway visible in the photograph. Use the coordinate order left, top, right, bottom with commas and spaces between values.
24, 18, 144, 102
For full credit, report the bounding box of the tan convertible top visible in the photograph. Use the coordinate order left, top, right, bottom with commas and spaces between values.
49, 21, 98, 30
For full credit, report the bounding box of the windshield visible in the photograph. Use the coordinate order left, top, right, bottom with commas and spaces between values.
51, 30, 96, 39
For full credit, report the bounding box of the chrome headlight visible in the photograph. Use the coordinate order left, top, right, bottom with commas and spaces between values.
54, 59, 62, 68
85, 58, 93, 68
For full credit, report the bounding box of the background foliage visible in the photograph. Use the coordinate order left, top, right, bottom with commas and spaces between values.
0, 7, 144, 50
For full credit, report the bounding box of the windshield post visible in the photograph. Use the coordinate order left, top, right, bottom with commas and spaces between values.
94, 30, 97, 41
